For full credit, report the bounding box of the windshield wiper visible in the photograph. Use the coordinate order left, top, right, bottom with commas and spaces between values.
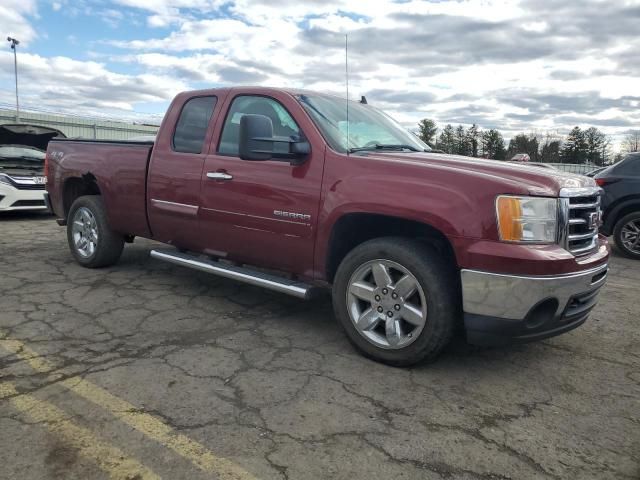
348, 144, 425, 153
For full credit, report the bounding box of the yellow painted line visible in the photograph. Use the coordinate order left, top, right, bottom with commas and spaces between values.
0, 335, 258, 480
0, 381, 160, 480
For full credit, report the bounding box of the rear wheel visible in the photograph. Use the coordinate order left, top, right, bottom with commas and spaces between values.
613, 212, 640, 259
67, 195, 124, 268
332, 237, 460, 366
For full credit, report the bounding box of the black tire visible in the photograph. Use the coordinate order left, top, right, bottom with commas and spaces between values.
613, 211, 640, 260
332, 237, 460, 367
67, 195, 124, 268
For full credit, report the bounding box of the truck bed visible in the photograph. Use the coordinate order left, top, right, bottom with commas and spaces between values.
46, 138, 154, 238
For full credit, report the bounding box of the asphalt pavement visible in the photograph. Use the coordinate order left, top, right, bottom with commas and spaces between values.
1, 211, 638, 480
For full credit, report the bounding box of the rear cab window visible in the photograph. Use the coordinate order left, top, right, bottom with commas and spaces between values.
172, 96, 217, 154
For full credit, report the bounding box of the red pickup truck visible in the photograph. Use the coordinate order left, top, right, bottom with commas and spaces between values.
45, 87, 609, 366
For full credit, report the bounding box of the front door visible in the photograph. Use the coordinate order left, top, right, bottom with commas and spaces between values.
199, 93, 324, 278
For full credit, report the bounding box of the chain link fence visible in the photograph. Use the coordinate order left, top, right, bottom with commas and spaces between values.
546, 163, 600, 175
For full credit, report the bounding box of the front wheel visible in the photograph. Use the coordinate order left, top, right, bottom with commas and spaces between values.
613, 211, 640, 259
332, 238, 460, 367
67, 195, 124, 268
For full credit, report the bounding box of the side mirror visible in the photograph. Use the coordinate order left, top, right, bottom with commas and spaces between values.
238, 113, 311, 164
239, 114, 274, 161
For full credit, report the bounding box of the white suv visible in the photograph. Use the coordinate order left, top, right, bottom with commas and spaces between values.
0, 124, 65, 212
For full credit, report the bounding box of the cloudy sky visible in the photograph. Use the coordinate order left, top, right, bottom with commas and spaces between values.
1, 0, 639, 145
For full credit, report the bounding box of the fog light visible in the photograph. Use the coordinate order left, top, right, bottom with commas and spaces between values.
524, 298, 559, 329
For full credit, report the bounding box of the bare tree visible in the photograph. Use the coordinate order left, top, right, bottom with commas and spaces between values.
623, 130, 640, 153
601, 135, 614, 164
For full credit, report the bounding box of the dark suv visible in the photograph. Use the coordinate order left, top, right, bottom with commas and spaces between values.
596, 152, 640, 259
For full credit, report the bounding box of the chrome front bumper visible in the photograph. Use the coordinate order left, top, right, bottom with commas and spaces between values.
461, 263, 608, 345
462, 263, 608, 320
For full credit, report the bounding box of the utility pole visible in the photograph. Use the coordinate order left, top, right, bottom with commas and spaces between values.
7, 37, 20, 122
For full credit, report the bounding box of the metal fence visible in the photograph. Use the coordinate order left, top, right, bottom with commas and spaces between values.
0, 109, 159, 141
546, 163, 599, 175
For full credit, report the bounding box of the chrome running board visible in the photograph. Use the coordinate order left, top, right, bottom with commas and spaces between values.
150, 249, 317, 299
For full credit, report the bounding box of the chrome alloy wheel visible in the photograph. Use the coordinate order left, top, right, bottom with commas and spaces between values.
346, 259, 427, 349
621, 219, 640, 255
71, 207, 98, 258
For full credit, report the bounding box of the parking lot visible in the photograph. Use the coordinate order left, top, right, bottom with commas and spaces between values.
0, 212, 638, 480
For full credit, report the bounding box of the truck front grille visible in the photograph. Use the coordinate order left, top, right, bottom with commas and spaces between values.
560, 188, 601, 256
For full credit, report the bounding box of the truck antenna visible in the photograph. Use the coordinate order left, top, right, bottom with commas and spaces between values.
345, 34, 350, 156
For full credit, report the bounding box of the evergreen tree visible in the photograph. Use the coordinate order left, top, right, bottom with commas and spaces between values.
507, 134, 539, 161
417, 119, 438, 146
438, 124, 456, 154
481, 129, 506, 160
540, 140, 561, 163
584, 127, 606, 166
561, 127, 588, 163
467, 124, 480, 157
454, 125, 469, 155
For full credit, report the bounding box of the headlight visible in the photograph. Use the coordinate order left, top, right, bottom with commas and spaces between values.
496, 195, 558, 243
0, 174, 12, 185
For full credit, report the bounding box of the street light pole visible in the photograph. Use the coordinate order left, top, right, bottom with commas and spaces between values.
7, 37, 20, 122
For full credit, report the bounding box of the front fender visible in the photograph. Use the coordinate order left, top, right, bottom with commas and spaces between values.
314, 171, 498, 281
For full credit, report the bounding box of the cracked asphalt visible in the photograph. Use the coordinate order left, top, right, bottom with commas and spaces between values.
0, 211, 638, 480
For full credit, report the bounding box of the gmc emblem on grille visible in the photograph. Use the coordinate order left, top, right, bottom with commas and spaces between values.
588, 211, 600, 230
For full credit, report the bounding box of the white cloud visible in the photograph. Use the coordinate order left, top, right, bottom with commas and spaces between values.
0, 0, 38, 45
2, 0, 639, 143
0, 52, 187, 117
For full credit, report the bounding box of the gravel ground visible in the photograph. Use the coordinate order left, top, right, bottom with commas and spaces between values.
0, 211, 638, 480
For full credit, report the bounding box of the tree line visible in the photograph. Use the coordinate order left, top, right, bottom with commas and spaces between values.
418, 121, 508, 159
417, 119, 639, 165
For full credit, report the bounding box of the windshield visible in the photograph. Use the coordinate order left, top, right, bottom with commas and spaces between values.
297, 94, 430, 153
0, 145, 46, 162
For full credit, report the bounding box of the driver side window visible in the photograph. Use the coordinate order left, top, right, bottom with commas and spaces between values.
218, 96, 300, 156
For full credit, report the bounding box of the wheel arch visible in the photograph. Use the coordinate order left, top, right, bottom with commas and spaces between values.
62, 173, 101, 219
603, 195, 640, 235
324, 212, 458, 283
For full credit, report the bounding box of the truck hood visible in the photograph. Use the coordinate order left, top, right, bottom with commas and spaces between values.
361, 151, 594, 196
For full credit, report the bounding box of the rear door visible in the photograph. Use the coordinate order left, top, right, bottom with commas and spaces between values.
198, 92, 325, 277
147, 94, 221, 250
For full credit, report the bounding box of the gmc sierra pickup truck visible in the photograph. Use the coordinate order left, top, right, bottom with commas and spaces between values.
45, 87, 609, 366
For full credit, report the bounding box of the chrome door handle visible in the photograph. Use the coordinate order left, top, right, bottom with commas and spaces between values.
207, 172, 233, 181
